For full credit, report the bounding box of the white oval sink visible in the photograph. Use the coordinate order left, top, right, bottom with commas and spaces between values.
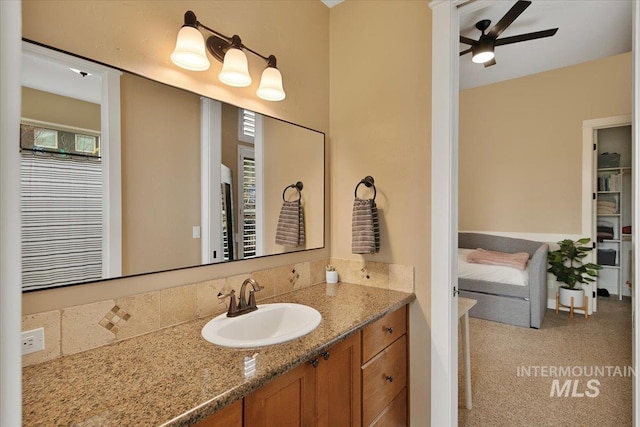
201, 303, 322, 348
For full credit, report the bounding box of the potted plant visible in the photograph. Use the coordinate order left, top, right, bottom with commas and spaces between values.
547, 238, 602, 308
325, 265, 338, 284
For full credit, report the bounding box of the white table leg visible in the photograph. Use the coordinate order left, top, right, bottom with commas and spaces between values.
462, 312, 472, 409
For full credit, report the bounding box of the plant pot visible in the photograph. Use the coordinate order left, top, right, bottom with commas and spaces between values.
326, 270, 338, 284
558, 286, 585, 308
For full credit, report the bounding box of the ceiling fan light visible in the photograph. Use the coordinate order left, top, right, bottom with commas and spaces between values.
171, 26, 210, 71
472, 50, 495, 64
219, 48, 252, 87
257, 66, 286, 101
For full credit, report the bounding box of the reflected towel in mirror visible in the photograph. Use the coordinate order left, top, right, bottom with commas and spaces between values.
275, 200, 305, 247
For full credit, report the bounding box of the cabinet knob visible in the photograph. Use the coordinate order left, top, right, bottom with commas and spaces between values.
386, 327, 394, 334
310, 358, 319, 368
385, 375, 394, 383
321, 351, 330, 360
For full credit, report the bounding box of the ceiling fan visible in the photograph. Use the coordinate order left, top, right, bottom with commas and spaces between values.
460, 0, 558, 67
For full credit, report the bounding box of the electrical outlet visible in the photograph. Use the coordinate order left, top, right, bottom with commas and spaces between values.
21, 327, 44, 355
193, 225, 201, 239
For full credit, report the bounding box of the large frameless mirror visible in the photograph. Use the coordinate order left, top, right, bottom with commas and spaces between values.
20, 40, 324, 292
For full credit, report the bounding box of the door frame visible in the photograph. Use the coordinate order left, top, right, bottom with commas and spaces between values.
430, 0, 640, 425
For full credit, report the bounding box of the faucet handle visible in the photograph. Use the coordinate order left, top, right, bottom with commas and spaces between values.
248, 290, 257, 309
217, 290, 238, 317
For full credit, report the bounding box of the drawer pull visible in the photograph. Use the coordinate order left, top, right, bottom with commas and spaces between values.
386, 327, 394, 334
385, 375, 394, 383
310, 358, 319, 368
321, 351, 330, 360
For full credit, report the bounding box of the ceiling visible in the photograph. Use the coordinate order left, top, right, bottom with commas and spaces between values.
459, 1, 632, 90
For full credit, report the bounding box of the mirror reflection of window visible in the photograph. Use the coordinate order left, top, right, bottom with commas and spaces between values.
20, 122, 103, 290
75, 134, 99, 154
33, 128, 58, 149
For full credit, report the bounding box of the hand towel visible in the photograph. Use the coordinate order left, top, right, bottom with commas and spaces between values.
352, 197, 380, 254
275, 200, 305, 247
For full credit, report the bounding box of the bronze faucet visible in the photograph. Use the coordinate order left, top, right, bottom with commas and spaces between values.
217, 278, 264, 317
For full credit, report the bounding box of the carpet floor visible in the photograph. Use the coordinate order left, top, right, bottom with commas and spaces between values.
458, 297, 632, 427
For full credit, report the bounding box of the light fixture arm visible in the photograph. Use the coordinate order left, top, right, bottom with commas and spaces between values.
173, 11, 286, 101
184, 10, 275, 66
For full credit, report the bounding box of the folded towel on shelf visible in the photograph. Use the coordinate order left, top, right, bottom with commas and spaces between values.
275, 199, 305, 247
623, 225, 632, 234
597, 200, 617, 209
598, 207, 618, 214
352, 197, 380, 254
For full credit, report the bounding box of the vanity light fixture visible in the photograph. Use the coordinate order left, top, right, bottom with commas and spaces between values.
171, 11, 286, 101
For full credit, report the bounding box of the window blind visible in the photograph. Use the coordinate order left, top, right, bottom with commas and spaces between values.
238, 109, 256, 144
21, 153, 103, 290
241, 155, 257, 258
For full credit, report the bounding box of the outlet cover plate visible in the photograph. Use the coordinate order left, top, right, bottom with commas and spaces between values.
22, 327, 44, 355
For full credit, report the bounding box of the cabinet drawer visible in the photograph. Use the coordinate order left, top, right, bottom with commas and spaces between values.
362, 305, 407, 362
369, 387, 407, 427
362, 335, 407, 426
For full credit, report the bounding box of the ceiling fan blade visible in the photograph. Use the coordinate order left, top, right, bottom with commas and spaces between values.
484, 58, 497, 67
487, 0, 531, 39
460, 35, 477, 45
494, 28, 558, 46
460, 48, 472, 56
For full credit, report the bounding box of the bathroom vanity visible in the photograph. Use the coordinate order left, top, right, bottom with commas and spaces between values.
22, 284, 413, 426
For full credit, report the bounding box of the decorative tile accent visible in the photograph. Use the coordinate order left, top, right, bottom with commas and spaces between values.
272, 264, 296, 295
99, 305, 131, 335
116, 292, 160, 340
22, 310, 61, 367
62, 300, 116, 356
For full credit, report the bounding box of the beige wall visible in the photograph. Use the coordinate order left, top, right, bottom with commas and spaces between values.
459, 53, 632, 234
120, 73, 201, 275
22, 1, 330, 313
263, 116, 324, 255
21, 87, 100, 131
329, 1, 432, 422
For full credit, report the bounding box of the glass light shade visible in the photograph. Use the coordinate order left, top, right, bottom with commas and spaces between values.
171, 26, 210, 71
472, 50, 495, 64
218, 48, 252, 87
257, 67, 286, 101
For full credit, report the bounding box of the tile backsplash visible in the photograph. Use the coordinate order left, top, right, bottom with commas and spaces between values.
22, 258, 414, 366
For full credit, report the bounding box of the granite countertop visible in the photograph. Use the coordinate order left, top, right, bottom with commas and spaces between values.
22, 283, 415, 426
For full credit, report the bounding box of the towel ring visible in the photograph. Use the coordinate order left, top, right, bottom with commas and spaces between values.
282, 181, 303, 201
354, 176, 376, 201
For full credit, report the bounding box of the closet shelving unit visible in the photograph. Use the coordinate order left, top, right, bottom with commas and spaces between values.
594, 126, 632, 300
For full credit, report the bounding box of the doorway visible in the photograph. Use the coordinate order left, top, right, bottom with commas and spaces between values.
430, 1, 640, 425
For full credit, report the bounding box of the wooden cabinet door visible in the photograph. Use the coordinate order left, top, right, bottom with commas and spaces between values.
315, 332, 361, 427
244, 361, 316, 427
192, 400, 242, 427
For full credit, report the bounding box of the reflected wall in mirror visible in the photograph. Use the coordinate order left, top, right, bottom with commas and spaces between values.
20, 41, 325, 291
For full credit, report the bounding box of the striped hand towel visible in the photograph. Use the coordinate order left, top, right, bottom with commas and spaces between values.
352, 197, 380, 254
275, 200, 305, 247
